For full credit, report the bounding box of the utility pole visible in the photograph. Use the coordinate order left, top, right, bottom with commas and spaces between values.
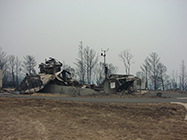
101, 49, 109, 79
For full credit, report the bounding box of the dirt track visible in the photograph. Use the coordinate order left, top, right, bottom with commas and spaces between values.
0, 97, 187, 140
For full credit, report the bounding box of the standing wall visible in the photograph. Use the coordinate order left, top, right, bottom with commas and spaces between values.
39, 84, 97, 96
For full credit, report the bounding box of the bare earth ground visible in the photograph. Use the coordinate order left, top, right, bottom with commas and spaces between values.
0, 97, 187, 140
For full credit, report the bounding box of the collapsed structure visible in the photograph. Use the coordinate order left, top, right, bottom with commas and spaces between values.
15, 57, 81, 94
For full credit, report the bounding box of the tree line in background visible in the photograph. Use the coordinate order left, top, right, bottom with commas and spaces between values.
118, 49, 187, 91
0, 47, 37, 87
0, 43, 186, 91
136, 52, 187, 91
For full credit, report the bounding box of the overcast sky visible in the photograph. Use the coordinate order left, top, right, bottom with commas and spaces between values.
0, 0, 187, 75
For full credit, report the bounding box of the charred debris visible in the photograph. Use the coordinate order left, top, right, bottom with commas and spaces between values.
15, 57, 145, 95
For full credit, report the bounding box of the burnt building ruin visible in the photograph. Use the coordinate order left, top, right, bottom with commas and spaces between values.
15, 57, 145, 95
15, 57, 88, 95
103, 74, 145, 94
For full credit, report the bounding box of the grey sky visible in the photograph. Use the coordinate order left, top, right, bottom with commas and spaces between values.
0, 0, 187, 75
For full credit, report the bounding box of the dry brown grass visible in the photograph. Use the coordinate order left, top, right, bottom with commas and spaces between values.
0, 97, 187, 140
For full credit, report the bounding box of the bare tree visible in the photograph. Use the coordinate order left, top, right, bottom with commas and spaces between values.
84, 46, 90, 84
7, 55, 22, 87
75, 42, 98, 84
23, 55, 37, 75
119, 50, 134, 75
179, 60, 187, 91
9, 55, 16, 84
147, 52, 160, 90
15, 56, 22, 86
84, 46, 98, 84
170, 70, 178, 89
158, 63, 167, 90
0, 48, 22, 87
164, 75, 171, 90
0, 47, 7, 70
74, 41, 86, 84
0, 47, 10, 87
88, 48, 98, 84
93, 62, 104, 86
140, 57, 149, 89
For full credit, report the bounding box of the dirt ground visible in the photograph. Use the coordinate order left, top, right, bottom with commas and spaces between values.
0, 97, 187, 140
